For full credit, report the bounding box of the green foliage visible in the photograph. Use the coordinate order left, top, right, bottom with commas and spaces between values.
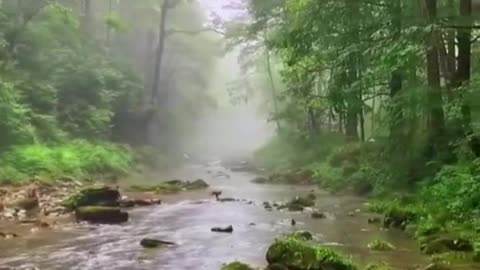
0, 141, 134, 184
221, 262, 256, 270
367, 240, 395, 251
266, 237, 358, 270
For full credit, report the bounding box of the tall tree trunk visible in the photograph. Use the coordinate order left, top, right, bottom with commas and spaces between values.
457, 0, 472, 131
425, 0, 446, 155
389, 0, 404, 139
151, 0, 171, 106
264, 41, 281, 131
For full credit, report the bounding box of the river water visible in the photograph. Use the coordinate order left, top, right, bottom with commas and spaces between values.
0, 162, 471, 270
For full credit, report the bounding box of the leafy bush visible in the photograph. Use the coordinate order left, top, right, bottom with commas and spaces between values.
0, 140, 134, 183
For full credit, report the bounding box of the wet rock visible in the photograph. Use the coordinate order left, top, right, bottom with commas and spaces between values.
218, 198, 236, 202
221, 261, 256, 270
266, 238, 356, 270
265, 264, 289, 270
251, 177, 268, 184
287, 230, 313, 241
14, 198, 39, 211
368, 217, 382, 224
291, 219, 296, 226
420, 234, 473, 254
367, 239, 395, 251
75, 206, 128, 224
263, 201, 273, 210
311, 211, 326, 219
140, 238, 175, 248
0, 232, 18, 239
185, 179, 209, 190
284, 195, 315, 212
63, 187, 120, 210
211, 191, 222, 200
118, 199, 135, 208
211, 225, 233, 233
383, 208, 416, 230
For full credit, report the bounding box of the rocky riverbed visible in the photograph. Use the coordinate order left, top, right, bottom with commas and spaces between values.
0, 162, 478, 270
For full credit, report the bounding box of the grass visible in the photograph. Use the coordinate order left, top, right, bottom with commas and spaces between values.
0, 140, 134, 184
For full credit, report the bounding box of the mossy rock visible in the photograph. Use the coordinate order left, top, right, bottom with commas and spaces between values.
383, 207, 416, 229
75, 206, 128, 224
420, 234, 473, 255
185, 179, 209, 190
422, 263, 452, 270
364, 263, 392, 270
251, 177, 268, 184
286, 231, 313, 241
221, 262, 256, 270
265, 264, 289, 270
285, 195, 315, 212
14, 198, 39, 211
63, 186, 120, 210
266, 238, 358, 270
129, 179, 208, 194
367, 240, 395, 251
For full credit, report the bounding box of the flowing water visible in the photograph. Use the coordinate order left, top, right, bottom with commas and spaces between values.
0, 162, 473, 270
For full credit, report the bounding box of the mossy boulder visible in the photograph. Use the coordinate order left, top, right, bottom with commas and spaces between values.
128, 179, 208, 194
383, 207, 416, 229
367, 240, 395, 251
266, 238, 358, 270
364, 263, 392, 270
265, 264, 289, 270
75, 206, 128, 224
64, 187, 120, 210
284, 195, 315, 212
185, 179, 209, 190
286, 231, 313, 241
221, 262, 256, 270
419, 234, 473, 255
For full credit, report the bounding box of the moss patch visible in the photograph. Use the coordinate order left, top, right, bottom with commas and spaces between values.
367, 240, 395, 251
221, 262, 256, 270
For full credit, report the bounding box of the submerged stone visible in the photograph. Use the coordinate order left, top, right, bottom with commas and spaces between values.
266, 237, 358, 270
75, 206, 128, 224
286, 231, 313, 241
211, 225, 233, 233
140, 238, 175, 248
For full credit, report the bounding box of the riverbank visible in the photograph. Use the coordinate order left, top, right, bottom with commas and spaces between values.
254, 134, 480, 269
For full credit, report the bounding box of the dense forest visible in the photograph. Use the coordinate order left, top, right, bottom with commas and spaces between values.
2, 0, 480, 269
233, 0, 480, 265
0, 0, 221, 182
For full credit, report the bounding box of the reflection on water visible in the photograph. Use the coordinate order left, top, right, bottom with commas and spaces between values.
0, 163, 473, 269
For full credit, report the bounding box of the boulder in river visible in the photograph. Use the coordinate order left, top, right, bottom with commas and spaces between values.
63, 187, 120, 210
311, 211, 326, 219
221, 262, 256, 270
75, 206, 128, 224
283, 195, 315, 212
266, 237, 357, 270
211, 225, 233, 233
251, 177, 268, 184
140, 238, 175, 248
286, 230, 313, 241
185, 179, 209, 190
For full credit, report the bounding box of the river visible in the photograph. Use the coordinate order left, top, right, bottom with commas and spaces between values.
0, 161, 465, 270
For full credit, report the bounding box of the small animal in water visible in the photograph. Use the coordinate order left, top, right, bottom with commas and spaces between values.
291, 219, 296, 226
211, 191, 222, 201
